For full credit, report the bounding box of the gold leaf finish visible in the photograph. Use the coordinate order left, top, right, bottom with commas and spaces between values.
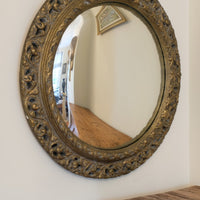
20, 0, 181, 178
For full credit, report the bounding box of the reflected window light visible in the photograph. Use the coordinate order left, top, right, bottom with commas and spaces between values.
52, 15, 83, 109
53, 51, 63, 100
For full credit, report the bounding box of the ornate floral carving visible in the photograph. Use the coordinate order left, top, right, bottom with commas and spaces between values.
20, 0, 180, 178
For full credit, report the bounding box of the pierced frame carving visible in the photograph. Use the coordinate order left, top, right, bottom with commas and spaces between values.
20, 0, 181, 179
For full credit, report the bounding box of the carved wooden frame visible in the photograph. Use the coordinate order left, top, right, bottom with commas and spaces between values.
20, 0, 181, 179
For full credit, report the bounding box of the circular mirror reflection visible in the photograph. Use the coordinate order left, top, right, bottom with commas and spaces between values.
52, 5, 163, 149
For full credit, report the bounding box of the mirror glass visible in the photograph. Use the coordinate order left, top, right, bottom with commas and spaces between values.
52, 5, 163, 149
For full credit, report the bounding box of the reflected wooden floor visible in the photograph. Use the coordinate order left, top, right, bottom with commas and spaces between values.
69, 103, 132, 149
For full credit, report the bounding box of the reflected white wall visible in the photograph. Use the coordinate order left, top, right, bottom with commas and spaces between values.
73, 7, 161, 138
73, 10, 95, 108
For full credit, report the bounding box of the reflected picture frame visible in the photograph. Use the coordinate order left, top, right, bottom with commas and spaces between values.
62, 63, 67, 74
96, 5, 126, 35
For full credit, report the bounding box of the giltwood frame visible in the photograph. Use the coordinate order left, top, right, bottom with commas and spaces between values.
20, 0, 181, 179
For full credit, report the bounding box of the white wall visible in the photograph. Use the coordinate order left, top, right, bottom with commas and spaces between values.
0, 0, 190, 200
189, 0, 200, 185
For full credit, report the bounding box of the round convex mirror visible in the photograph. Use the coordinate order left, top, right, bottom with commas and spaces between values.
21, 0, 180, 178
52, 5, 164, 149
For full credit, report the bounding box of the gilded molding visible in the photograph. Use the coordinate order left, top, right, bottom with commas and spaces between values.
20, 0, 181, 178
